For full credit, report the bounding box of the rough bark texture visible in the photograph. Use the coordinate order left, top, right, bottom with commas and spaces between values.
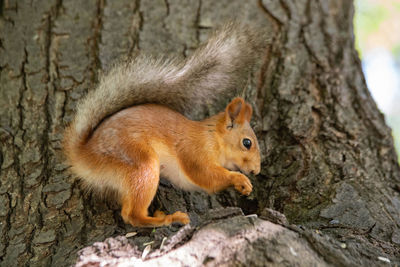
1, 0, 400, 266
76, 208, 331, 267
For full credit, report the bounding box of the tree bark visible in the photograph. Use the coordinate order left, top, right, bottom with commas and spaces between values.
1, 0, 399, 266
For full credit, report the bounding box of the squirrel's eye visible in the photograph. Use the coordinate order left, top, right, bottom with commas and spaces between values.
242, 138, 252, 150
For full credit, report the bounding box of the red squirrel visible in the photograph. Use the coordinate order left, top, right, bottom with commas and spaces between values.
63, 22, 264, 227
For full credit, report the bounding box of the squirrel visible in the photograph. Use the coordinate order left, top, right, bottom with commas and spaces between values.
63, 22, 264, 227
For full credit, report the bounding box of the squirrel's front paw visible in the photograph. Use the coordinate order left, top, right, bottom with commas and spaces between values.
231, 173, 253, 196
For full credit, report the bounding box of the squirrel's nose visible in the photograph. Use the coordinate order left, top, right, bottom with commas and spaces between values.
251, 167, 260, 175
250, 170, 260, 175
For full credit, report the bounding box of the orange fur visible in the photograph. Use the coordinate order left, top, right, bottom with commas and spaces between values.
63, 97, 261, 227
63, 22, 265, 227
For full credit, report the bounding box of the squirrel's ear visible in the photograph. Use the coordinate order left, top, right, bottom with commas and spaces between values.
243, 103, 253, 122
225, 97, 253, 126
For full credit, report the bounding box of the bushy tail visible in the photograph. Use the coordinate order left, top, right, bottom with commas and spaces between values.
65, 22, 266, 150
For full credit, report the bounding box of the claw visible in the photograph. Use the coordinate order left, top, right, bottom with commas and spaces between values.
231, 173, 253, 196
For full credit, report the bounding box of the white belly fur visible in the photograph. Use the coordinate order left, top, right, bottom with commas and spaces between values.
157, 147, 200, 191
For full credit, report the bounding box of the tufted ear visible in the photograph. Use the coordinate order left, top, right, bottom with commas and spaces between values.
225, 97, 253, 126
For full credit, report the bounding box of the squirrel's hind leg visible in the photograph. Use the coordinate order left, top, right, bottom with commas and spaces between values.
119, 143, 189, 227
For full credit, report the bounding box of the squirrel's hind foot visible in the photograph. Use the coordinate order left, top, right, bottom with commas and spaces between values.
123, 210, 190, 227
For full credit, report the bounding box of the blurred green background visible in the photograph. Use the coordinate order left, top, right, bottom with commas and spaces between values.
355, 0, 400, 160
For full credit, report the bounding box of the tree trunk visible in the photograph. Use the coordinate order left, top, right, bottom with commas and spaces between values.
1, 0, 399, 266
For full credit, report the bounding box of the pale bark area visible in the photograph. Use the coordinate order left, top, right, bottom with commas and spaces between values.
76, 208, 331, 267
0, 0, 399, 266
